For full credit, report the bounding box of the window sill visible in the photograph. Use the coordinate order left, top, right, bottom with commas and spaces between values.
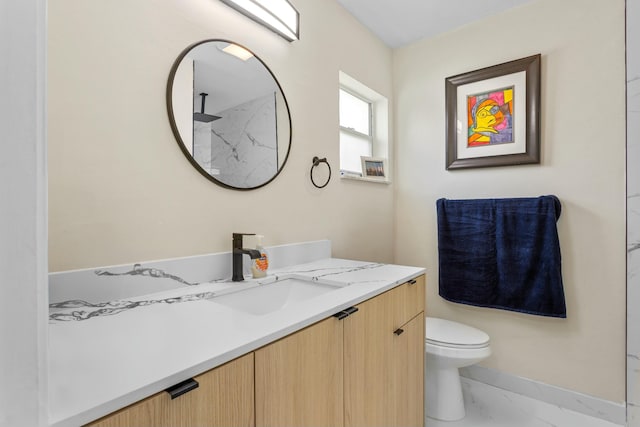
340, 172, 392, 185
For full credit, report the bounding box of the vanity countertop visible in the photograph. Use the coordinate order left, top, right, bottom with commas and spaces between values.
48, 257, 425, 427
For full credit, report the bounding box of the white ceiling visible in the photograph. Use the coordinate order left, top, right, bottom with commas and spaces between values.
335, 0, 537, 48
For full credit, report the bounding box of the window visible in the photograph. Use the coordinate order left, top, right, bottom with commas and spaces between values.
339, 89, 372, 174
338, 71, 389, 181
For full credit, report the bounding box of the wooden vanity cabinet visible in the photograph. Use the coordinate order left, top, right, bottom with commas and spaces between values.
256, 275, 425, 427
86, 275, 425, 427
85, 353, 254, 427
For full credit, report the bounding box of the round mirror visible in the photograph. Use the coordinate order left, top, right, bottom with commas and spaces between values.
167, 40, 291, 190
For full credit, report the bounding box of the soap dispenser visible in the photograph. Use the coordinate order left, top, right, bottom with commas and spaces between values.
251, 235, 269, 278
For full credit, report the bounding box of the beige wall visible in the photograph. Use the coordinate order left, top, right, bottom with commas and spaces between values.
48, 0, 394, 271
394, 0, 626, 402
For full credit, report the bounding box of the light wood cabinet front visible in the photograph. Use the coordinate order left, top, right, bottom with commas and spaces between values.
395, 275, 426, 327
393, 313, 425, 427
86, 353, 254, 427
344, 276, 425, 427
166, 352, 254, 427
255, 316, 344, 427
344, 286, 396, 427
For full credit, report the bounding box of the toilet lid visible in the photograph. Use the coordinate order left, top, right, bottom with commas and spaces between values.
425, 317, 490, 349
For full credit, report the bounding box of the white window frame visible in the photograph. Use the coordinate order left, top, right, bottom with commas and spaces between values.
338, 71, 390, 183
339, 87, 373, 173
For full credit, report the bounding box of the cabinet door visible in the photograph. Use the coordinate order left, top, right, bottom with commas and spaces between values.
393, 313, 425, 427
165, 352, 254, 427
344, 288, 396, 427
86, 353, 254, 427
255, 317, 344, 427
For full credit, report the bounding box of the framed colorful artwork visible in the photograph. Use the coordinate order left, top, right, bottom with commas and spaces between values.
445, 54, 541, 170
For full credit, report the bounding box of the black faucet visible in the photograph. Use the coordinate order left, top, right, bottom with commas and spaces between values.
232, 233, 262, 282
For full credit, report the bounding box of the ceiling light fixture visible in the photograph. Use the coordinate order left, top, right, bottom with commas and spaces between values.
220, 0, 299, 42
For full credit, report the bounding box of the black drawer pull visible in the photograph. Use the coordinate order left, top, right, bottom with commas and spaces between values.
165, 378, 199, 399
333, 311, 349, 320
333, 306, 359, 320
394, 328, 405, 336
408, 279, 417, 285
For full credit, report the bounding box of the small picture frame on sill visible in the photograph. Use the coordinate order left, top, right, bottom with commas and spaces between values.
361, 156, 388, 180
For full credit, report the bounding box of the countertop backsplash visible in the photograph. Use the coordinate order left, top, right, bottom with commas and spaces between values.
49, 239, 332, 304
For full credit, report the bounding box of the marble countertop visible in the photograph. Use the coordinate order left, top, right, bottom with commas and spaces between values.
48, 257, 425, 427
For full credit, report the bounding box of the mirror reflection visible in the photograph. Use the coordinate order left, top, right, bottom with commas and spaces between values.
167, 40, 291, 190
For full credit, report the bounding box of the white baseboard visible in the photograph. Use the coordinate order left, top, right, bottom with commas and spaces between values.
460, 365, 626, 425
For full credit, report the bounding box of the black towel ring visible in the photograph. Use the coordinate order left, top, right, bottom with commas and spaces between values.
310, 156, 331, 189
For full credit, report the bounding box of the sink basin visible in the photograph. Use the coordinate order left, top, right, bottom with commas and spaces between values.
208, 278, 338, 316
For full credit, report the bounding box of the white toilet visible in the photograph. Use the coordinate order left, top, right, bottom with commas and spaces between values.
425, 317, 491, 421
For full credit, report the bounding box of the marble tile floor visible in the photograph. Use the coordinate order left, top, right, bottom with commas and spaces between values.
426, 378, 624, 427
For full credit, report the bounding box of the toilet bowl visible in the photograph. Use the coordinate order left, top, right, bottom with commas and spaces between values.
425, 317, 491, 421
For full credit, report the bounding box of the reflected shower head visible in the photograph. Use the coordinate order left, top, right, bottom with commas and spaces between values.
194, 93, 221, 123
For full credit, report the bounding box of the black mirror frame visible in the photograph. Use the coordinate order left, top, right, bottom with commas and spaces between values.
166, 39, 292, 191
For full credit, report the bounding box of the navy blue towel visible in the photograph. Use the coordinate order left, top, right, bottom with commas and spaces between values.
436, 196, 566, 318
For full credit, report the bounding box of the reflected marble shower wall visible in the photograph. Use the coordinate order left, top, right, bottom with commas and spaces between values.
192, 93, 278, 185
194, 121, 214, 173
211, 92, 278, 188
628, 0, 640, 425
